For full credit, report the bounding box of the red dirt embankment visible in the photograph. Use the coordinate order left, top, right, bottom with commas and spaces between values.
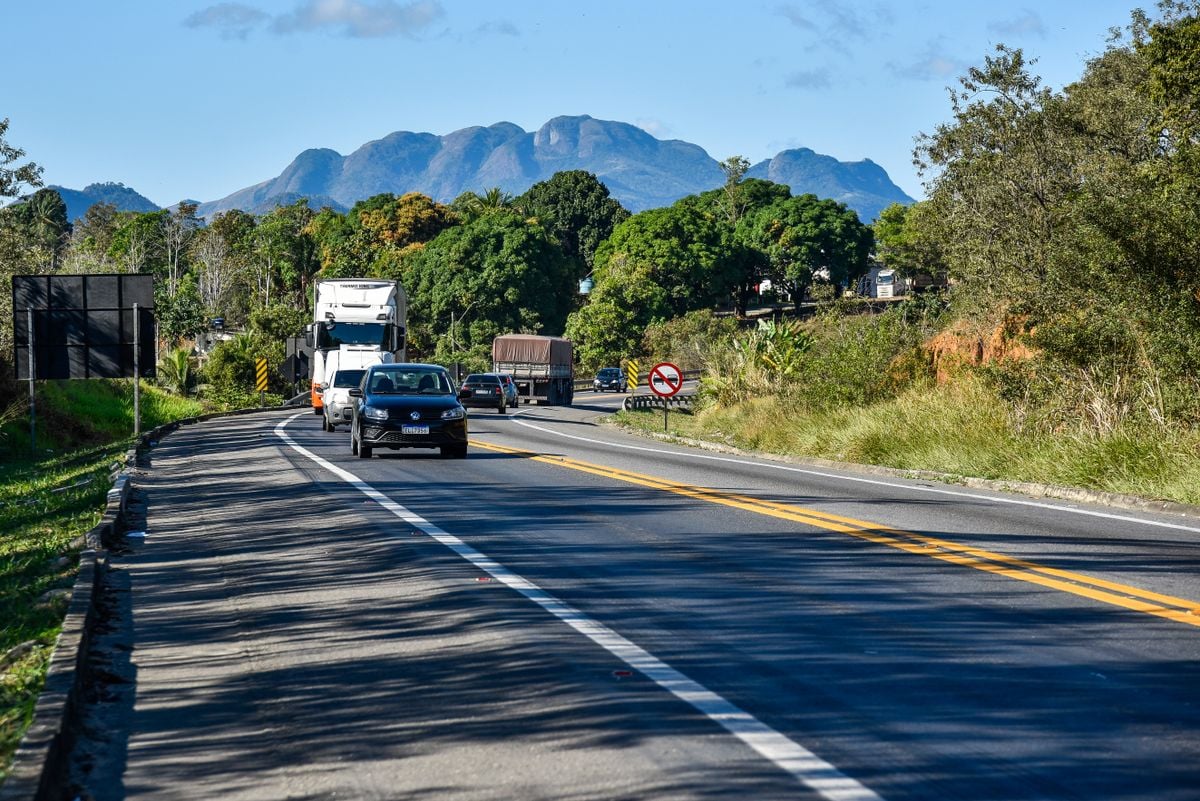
924, 318, 1037, 383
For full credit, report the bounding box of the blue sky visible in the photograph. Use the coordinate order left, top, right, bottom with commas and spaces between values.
4, 1, 1148, 208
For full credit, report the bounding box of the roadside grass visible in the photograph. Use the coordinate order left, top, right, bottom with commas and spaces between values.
0, 444, 124, 783
615, 376, 1200, 506
0, 379, 204, 784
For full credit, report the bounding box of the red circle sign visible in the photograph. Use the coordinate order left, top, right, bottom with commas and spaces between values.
649, 362, 683, 397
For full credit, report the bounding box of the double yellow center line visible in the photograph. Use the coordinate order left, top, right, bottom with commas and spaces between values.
473, 440, 1200, 629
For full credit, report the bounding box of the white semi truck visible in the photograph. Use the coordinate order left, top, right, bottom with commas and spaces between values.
307, 279, 407, 415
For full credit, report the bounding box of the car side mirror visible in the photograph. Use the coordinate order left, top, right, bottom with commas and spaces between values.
319, 383, 329, 391
457, 388, 473, 400
348, 388, 363, 398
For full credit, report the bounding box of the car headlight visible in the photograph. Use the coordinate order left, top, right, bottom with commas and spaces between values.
363, 405, 388, 421
441, 406, 465, 421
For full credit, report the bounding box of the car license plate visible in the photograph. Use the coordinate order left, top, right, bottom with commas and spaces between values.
401, 424, 429, 435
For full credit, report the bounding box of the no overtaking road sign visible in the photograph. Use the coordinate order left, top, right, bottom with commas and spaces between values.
649, 361, 683, 398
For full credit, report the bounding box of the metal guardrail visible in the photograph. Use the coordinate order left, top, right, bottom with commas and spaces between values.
622, 393, 696, 411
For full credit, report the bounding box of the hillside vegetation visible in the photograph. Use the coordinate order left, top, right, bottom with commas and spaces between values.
619, 3, 1200, 506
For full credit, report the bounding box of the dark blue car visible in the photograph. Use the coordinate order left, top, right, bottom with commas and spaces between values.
349, 364, 469, 459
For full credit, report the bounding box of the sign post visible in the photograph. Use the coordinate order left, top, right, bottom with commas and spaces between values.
27, 309, 35, 456
648, 361, 683, 433
133, 303, 141, 438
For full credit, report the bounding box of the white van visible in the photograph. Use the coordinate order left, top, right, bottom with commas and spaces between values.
321, 347, 391, 431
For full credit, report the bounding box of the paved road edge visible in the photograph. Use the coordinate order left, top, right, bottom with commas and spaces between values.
0, 404, 298, 801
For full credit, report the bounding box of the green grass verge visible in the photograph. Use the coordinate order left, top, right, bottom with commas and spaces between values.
615, 376, 1200, 506
0, 444, 124, 783
0, 380, 205, 784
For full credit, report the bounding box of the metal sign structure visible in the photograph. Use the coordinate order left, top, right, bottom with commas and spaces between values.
648, 361, 683, 433
12, 274, 155, 380
648, 361, 684, 398
12, 274, 156, 451
624, 359, 640, 392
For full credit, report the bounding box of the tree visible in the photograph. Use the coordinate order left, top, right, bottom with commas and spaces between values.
70, 201, 120, 269
909, 5, 1200, 427
0, 118, 41, 200
109, 210, 167, 274
355, 192, 456, 281
717, 155, 752, 227
517, 170, 630, 272
192, 226, 232, 313
452, 187, 514, 222
404, 211, 575, 360
872, 202, 946, 277
564, 203, 755, 366
163, 201, 200, 297
741, 194, 873, 305
155, 279, 208, 346
6, 188, 70, 269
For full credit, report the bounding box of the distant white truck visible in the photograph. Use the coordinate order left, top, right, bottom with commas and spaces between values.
307, 279, 407, 419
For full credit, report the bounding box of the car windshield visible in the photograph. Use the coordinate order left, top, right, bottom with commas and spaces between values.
317, 322, 389, 349
332, 369, 366, 388
599, 369, 621, 377
368, 368, 452, 394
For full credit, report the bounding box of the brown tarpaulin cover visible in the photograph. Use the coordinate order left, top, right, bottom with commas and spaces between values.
492, 335, 573, 366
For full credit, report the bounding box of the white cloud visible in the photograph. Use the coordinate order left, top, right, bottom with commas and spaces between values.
785, 69, 832, 90
988, 9, 1046, 39
272, 0, 444, 38
893, 39, 965, 81
635, 118, 672, 139
184, 3, 270, 40
476, 20, 520, 37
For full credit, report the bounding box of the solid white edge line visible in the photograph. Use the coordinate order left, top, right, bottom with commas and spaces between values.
274, 413, 885, 801
505, 416, 1200, 535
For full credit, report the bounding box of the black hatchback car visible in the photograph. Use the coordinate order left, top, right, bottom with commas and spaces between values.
349, 364, 469, 458
593, 367, 626, 392
460, 372, 519, 413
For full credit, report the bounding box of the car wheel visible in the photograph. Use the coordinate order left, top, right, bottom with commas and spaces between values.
358, 440, 373, 458
497, 400, 506, 414
351, 429, 359, 455
441, 444, 468, 459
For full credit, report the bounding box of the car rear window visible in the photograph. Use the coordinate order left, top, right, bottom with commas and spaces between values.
465, 374, 500, 385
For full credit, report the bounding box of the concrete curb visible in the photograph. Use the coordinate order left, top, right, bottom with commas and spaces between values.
0, 403, 299, 801
611, 422, 1200, 522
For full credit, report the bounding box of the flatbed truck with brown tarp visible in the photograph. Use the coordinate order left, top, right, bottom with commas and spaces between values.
492, 334, 574, 405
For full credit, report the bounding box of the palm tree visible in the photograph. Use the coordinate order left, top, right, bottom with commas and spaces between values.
157, 347, 196, 396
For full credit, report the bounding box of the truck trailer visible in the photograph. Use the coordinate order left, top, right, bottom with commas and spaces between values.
492, 334, 574, 405
307, 279, 407, 412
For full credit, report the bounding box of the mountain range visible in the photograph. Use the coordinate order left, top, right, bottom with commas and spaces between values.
49, 182, 160, 223
57, 116, 915, 224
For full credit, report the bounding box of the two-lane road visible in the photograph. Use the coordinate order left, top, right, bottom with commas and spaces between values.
102, 400, 1200, 800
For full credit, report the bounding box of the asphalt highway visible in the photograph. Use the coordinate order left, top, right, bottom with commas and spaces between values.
98, 397, 1200, 800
